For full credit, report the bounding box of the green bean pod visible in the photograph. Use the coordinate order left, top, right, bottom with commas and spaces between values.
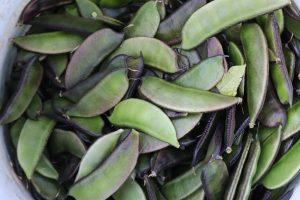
285, 13, 300, 39
283, 47, 296, 81
109, 98, 179, 148
241, 23, 269, 128
225, 24, 242, 44
69, 130, 139, 200
44, 54, 68, 80
182, 188, 205, 200
182, 0, 290, 49
109, 37, 178, 73
113, 178, 147, 200
71, 116, 104, 136
156, 0, 207, 43
17, 117, 56, 179
234, 135, 261, 200
224, 134, 252, 200
125, 1, 160, 38
99, 0, 132, 8
35, 155, 59, 180
162, 161, 205, 200
75, 129, 123, 181
265, 14, 293, 105
31, 173, 61, 200
65, 29, 124, 88
257, 10, 285, 34
139, 76, 241, 113
75, 0, 103, 19
66, 68, 129, 117
0, 58, 43, 125
282, 101, 300, 140
9, 116, 26, 148
175, 56, 225, 90
28, 14, 104, 35
262, 139, 300, 189
252, 126, 282, 184
201, 159, 229, 200
26, 94, 42, 120
13, 32, 84, 54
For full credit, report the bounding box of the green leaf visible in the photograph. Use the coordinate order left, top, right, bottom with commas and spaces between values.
216, 65, 246, 96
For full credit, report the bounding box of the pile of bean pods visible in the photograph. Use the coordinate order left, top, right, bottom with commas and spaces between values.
2, 0, 300, 199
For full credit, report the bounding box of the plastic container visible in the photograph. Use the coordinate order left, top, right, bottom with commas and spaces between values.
0, 0, 299, 199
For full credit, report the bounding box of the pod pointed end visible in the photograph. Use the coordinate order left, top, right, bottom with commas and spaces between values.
225, 147, 232, 154
249, 122, 255, 129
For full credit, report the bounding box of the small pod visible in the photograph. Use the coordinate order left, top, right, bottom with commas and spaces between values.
44, 54, 68, 81
108, 37, 178, 73
162, 161, 205, 200
234, 135, 261, 200
224, 105, 236, 153
282, 101, 300, 140
156, 0, 207, 43
257, 10, 285, 34
113, 178, 147, 200
139, 76, 241, 113
174, 56, 225, 90
35, 155, 59, 180
125, 1, 160, 38
182, 0, 290, 49
13, 32, 84, 54
71, 116, 104, 136
65, 28, 124, 88
75, 129, 123, 181
241, 23, 269, 128
28, 14, 104, 35
258, 82, 287, 128
204, 121, 223, 162
26, 94, 42, 120
262, 139, 300, 189
9, 116, 26, 148
49, 129, 86, 158
285, 13, 300, 39
252, 126, 282, 184
265, 14, 293, 105
17, 117, 56, 179
283, 47, 296, 81
66, 68, 129, 117
224, 134, 252, 200
109, 98, 179, 148
182, 188, 205, 200
69, 130, 139, 200
225, 24, 242, 44
31, 173, 61, 200
75, 0, 103, 19
0, 57, 43, 124
201, 159, 229, 200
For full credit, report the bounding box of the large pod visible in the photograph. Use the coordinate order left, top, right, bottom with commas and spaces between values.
182, 0, 290, 49
241, 23, 269, 128
139, 76, 241, 113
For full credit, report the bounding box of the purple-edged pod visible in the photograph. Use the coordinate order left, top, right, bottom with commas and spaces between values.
241, 23, 269, 128
139, 76, 242, 113
224, 105, 236, 154
109, 98, 179, 148
20, 0, 73, 23
283, 47, 296, 81
201, 158, 229, 200
0, 57, 43, 125
144, 175, 167, 200
28, 14, 104, 35
68, 130, 139, 200
265, 14, 293, 106
258, 82, 287, 128
65, 28, 124, 89
204, 122, 223, 162
66, 68, 129, 117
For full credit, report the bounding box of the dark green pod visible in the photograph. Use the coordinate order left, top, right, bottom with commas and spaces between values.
26, 94, 42, 120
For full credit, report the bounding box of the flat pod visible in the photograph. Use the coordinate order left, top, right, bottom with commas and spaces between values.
253, 126, 282, 184
262, 139, 300, 189
31, 173, 60, 200
201, 159, 229, 200
113, 178, 147, 200
65, 29, 124, 88
139, 76, 241, 113
125, 1, 160, 38
49, 129, 86, 158
182, 0, 290, 49
10, 116, 26, 148
282, 101, 300, 140
156, 0, 207, 42
28, 14, 104, 35
283, 47, 296, 81
71, 116, 104, 136
69, 130, 139, 200
241, 23, 269, 128
108, 37, 178, 73
0, 58, 43, 124
26, 94, 42, 119
99, 0, 132, 8
67, 68, 129, 117
182, 188, 205, 200
139, 113, 202, 153
75, 0, 103, 18
17, 117, 56, 179
75, 129, 123, 181
109, 98, 179, 148
162, 161, 205, 200
13, 31, 85, 54
174, 56, 225, 90
285, 14, 300, 39
45, 54, 68, 79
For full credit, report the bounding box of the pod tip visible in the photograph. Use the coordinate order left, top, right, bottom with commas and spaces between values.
249, 122, 255, 129
237, 97, 243, 104
225, 147, 232, 154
